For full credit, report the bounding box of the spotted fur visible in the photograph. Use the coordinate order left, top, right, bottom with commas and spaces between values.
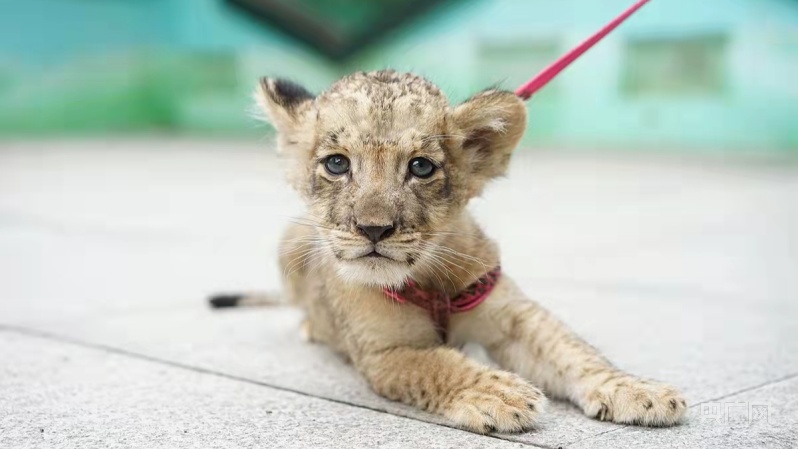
253, 70, 687, 433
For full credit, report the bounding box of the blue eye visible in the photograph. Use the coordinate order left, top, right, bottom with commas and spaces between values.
324, 154, 350, 175
409, 157, 436, 178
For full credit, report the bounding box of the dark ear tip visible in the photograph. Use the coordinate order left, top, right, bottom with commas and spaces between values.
258, 77, 271, 90
260, 78, 314, 108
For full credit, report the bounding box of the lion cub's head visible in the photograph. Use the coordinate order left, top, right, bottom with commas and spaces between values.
257, 70, 526, 287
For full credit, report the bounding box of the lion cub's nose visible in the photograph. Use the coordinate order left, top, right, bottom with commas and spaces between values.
357, 223, 396, 243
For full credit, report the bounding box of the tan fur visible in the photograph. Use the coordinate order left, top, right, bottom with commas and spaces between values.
257, 70, 687, 433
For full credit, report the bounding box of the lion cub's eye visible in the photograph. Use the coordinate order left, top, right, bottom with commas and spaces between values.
324, 154, 350, 175
409, 157, 436, 179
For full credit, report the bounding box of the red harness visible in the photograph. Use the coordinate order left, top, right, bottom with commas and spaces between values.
382, 266, 501, 341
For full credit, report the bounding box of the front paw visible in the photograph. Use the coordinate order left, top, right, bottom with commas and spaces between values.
581, 374, 687, 426
442, 370, 547, 434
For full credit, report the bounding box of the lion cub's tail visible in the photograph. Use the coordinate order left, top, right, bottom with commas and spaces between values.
208, 292, 284, 309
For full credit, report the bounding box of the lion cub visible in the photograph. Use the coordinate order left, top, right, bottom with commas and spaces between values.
239, 70, 687, 433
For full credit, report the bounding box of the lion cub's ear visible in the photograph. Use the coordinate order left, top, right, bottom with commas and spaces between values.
452, 89, 527, 195
255, 77, 315, 135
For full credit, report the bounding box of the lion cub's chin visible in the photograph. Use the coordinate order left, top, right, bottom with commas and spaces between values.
335, 257, 411, 288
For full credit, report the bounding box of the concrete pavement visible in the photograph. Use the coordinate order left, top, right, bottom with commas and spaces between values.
1, 139, 796, 448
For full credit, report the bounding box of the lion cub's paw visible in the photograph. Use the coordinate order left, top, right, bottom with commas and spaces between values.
582, 376, 687, 427
443, 370, 546, 434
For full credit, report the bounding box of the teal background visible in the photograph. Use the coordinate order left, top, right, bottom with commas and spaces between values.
1, 0, 797, 153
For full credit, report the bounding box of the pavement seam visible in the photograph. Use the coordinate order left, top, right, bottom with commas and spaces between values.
0, 324, 555, 449
687, 371, 798, 408
563, 371, 798, 447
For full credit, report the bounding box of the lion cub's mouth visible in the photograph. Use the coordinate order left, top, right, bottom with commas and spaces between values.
353, 249, 399, 261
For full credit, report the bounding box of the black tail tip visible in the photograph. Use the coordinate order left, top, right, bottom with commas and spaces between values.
208, 294, 243, 308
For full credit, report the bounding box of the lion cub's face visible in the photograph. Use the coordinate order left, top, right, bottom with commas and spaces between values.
257, 70, 526, 287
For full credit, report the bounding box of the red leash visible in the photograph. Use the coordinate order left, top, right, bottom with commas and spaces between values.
515, 0, 651, 100
383, 1, 652, 340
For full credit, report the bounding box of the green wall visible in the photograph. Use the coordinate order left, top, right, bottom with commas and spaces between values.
1, 0, 797, 153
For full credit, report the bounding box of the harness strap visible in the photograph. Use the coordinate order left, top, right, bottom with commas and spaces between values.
383, 266, 502, 341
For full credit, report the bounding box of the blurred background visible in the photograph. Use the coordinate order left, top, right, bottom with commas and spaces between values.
2, 3, 798, 447
2, 0, 797, 153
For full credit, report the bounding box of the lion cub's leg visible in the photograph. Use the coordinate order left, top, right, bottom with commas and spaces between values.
361, 346, 545, 433
450, 276, 687, 427
337, 291, 546, 434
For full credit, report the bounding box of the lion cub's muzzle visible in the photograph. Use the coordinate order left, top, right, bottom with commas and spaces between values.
356, 223, 396, 243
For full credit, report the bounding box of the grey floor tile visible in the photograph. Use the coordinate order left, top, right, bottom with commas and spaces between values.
569, 375, 798, 449
510, 280, 798, 405
1, 309, 616, 448
0, 330, 526, 449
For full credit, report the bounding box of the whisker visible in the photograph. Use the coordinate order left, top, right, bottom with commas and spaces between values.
281, 235, 326, 245
432, 255, 469, 290
417, 255, 450, 292
426, 256, 459, 291
418, 241, 486, 285
282, 240, 329, 278
430, 243, 491, 270
286, 243, 329, 279
415, 246, 466, 291
288, 219, 336, 232
422, 231, 485, 239
280, 245, 321, 264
